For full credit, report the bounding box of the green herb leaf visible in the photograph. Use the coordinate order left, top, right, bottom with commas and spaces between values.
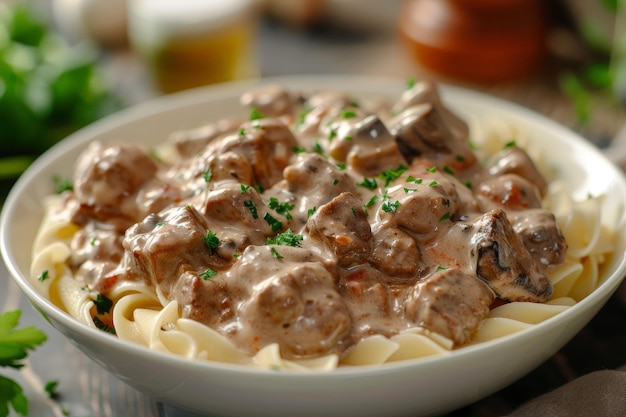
200, 268, 217, 280
266, 229, 303, 247
203, 230, 220, 254
268, 197, 295, 220
244, 199, 259, 219
356, 177, 377, 190
378, 165, 408, 186
36, 270, 49, 282
249, 108, 264, 121
92, 294, 113, 315
264, 213, 283, 232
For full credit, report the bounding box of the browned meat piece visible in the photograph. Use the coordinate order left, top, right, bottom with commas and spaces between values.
201, 181, 275, 243
404, 268, 495, 346
170, 118, 242, 158
381, 164, 471, 235
512, 209, 567, 267
390, 103, 478, 170
391, 79, 469, 141
240, 84, 299, 117
297, 92, 354, 135
220, 119, 299, 189
472, 208, 553, 302
69, 226, 125, 292
477, 173, 543, 210
487, 146, 548, 196
208, 151, 254, 185
219, 245, 351, 358
306, 192, 372, 267
171, 270, 231, 326
73, 142, 161, 228
283, 153, 361, 216
370, 226, 420, 278
121, 205, 229, 295
344, 115, 407, 177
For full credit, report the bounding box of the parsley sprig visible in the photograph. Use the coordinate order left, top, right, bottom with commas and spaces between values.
0, 310, 47, 417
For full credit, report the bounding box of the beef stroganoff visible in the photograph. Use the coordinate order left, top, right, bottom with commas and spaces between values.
30, 81, 615, 370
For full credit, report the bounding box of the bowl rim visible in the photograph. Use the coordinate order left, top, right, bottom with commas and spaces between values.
2, 74, 626, 379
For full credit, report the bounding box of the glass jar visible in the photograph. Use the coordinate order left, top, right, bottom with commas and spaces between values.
128, 0, 258, 93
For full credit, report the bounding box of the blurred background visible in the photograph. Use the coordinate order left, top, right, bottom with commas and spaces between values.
1, 0, 626, 416
2, 0, 626, 199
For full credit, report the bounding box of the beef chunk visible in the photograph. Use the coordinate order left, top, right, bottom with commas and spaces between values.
512, 209, 567, 267
405, 268, 495, 346
306, 192, 372, 267
477, 173, 543, 210
473, 209, 553, 302
370, 226, 420, 278
487, 146, 547, 196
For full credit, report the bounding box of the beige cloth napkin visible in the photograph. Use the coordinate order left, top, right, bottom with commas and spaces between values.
510, 365, 626, 417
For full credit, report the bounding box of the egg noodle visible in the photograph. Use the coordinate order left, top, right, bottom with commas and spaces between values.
30, 92, 615, 371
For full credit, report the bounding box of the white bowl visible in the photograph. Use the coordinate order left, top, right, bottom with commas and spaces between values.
2, 75, 626, 417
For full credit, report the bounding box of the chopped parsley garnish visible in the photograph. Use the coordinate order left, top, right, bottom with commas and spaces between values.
504, 140, 516, 149
44, 380, 59, 399
336, 163, 346, 170
53, 176, 73, 194
436, 266, 449, 272
270, 247, 284, 259
92, 294, 113, 315
406, 175, 423, 184
156, 221, 165, 228
344, 135, 353, 141
406, 76, 416, 89
455, 154, 465, 162
426, 166, 437, 173
203, 230, 220, 254
200, 268, 217, 280
254, 183, 265, 194
378, 165, 408, 186
464, 181, 472, 189
312, 141, 325, 155
239, 127, 246, 136
37, 270, 49, 282
328, 129, 337, 142
443, 166, 455, 175
244, 199, 259, 219
356, 177, 378, 190
297, 106, 313, 127
333, 178, 339, 185
381, 199, 400, 213
439, 212, 451, 222
307, 206, 317, 218
268, 197, 294, 220
90, 237, 97, 246
293, 146, 306, 154
429, 180, 439, 187
351, 207, 357, 216
240, 184, 251, 193
403, 187, 417, 193
266, 229, 303, 247
364, 195, 379, 208
203, 167, 213, 183
340, 109, 357, 119
264, 213, 283, 232
249, 107, 264, 120
93, 316, 115, 334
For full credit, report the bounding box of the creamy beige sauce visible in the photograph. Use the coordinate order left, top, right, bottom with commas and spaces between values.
59, 81, 567, 360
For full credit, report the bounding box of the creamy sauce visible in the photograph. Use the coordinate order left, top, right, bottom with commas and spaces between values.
59, 81, 567, 360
